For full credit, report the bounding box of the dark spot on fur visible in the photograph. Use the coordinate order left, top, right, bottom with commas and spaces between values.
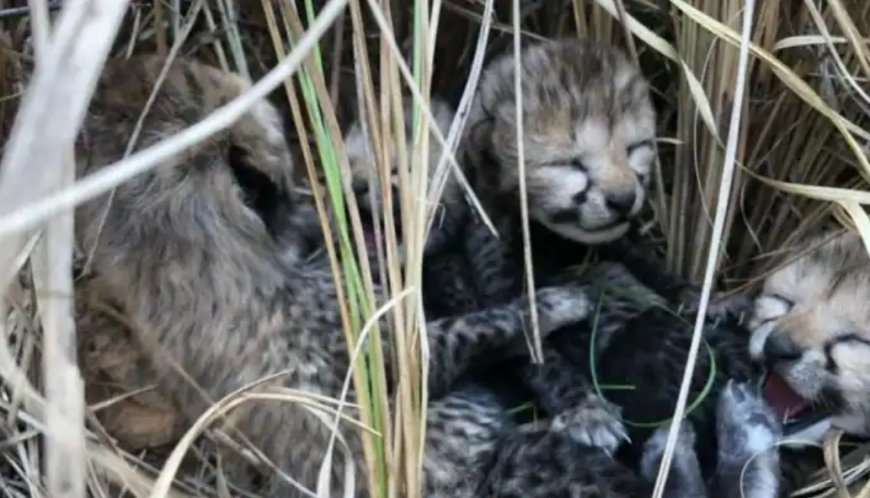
616, 74, 646, 116
818, 386, 847, 413
479, 146, 502, 185
454, 331, 470, 352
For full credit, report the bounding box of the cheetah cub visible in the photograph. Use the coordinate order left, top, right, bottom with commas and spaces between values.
465, 38, 655, 246
452, 38, 663, 312
74, 55, 591, 497
750, 231, 870, 442
344, 97, 491, 318
345, 97, 467, 259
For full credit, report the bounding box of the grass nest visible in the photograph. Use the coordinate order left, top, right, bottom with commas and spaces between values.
0, 0, 869, 497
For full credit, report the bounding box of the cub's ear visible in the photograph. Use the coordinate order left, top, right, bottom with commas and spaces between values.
227, 143, 287, 238
463, 113, 499, 185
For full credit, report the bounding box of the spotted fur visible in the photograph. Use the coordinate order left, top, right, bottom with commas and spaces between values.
456, 254, 788, 497
74, 55, 594, 497
452, 233, 822, 496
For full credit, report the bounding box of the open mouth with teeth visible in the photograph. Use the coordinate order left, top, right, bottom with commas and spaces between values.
763, 371, 832, 438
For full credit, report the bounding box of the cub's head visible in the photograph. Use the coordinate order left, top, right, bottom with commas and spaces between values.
466, 39, 656, 244
750, 232, 870, 437
76, 55, 309, 286
345, 97, 464, 257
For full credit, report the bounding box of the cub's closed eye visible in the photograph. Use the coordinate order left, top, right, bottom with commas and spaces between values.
544, 158, 587, 171
830, 333, 870, 349
768, 293, 795, 309
627, 139, 654, 156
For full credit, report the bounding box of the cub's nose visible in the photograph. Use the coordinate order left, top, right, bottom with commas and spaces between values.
605, 191, 637, 216
352, 178, 370, 196
763, 333, 803, 364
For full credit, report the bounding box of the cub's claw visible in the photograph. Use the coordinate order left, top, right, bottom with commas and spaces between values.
550, 394, 629, 454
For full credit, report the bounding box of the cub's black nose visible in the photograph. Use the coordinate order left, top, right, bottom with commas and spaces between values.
605, 191, 637, 216
763, 333, 803, 363
352, 179, 370, 196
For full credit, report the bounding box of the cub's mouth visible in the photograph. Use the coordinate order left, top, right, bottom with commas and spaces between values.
763, 371, 832, 440
356, 206, 404, 259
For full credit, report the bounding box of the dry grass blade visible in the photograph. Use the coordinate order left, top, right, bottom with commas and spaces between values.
26, 0, 50, 58
740, 168, 870, 205
427, 0, 493, 223
651, 0, 756, 495
362, 0, 496, 237
87, 445, 193, 498
0, 3, 129, 495
670, 0, 870, 173
149, 370, 371, 498
592, 0, 678, 60
30, 150, 84, 498
317, 288, 414, 498
511, 0, 542, 363
826, 0, 870, 84
773, 34, 870, 51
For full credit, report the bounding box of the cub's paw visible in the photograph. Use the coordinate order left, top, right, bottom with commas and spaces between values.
717, 380, 781, 462
529, 286, 591, 334
640, 421, 698, 478
640, 422, 706, 496
549, 394, 628, 454
709, 293, 753, 324
679, 289, 753, 325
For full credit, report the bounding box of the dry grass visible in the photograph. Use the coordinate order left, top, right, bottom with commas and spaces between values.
0, 0, 867, 497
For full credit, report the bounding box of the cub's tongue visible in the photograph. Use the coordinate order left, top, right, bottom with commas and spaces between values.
764, 372, 808, 421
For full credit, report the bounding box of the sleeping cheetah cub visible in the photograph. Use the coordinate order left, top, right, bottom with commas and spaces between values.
750, 231, 870, 442
453, 38, 663, 313
453, 37, 751, 315
465, 38, 655, 246
74, 55, 592, 497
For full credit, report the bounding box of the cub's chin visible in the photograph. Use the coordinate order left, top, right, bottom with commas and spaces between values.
539, 219, 631, 245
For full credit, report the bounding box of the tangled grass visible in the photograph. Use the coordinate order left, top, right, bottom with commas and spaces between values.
0, 0, 868, 497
